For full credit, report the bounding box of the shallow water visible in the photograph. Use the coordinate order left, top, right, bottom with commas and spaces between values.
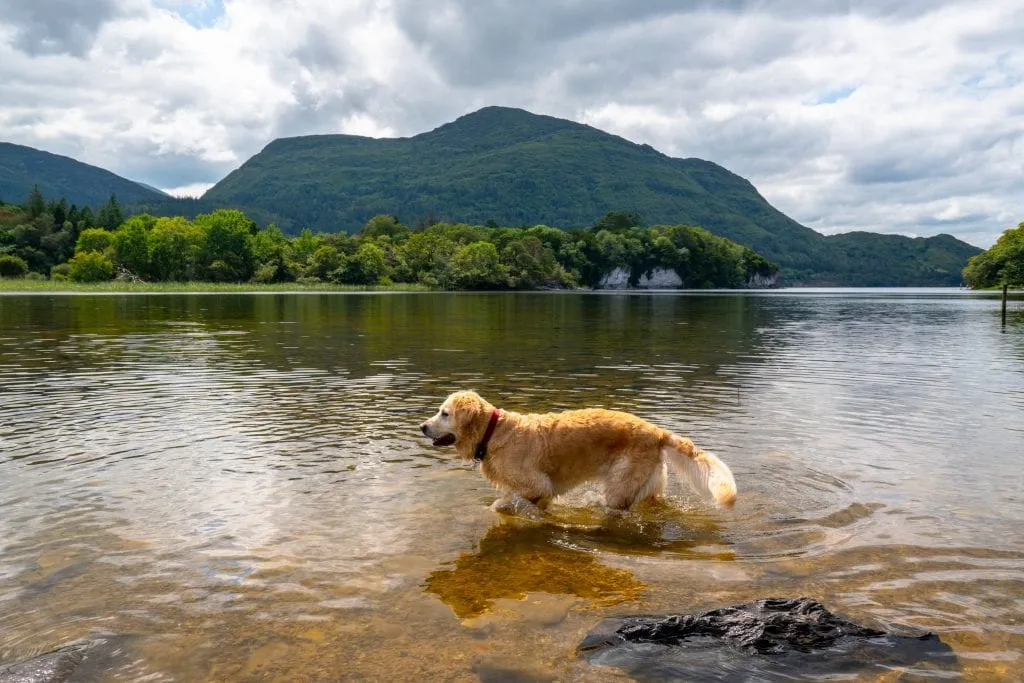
0, 290, 1022, 681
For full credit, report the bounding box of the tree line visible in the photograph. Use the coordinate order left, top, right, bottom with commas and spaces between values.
0, 188, 125, 278
1, 189, 778, 289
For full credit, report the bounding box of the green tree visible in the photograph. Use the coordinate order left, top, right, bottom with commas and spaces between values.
446, 241, 506, 289
41, 226, 75, 265
308, 244, 345, 281
286, 227, 323, 278
500, 235, 560, 288
76, 228, 114, 254
397, 230, 457, 283
592, 211, 642, 233
251, 224, 290, 283
0, 254, 29, 278
97, 194, 124, 231
341, 242, 388, 284
594, 229, 627, 270
149, 217, 203, 281
67, 204, 81, 232
68, 251, 114, 282
963, 222, 1024, 288
112, 218, 151, 277
361, 214, 408, 240
79, 206, 96, 230
195, 209, 256, 282
50, 198, 68, 226
25, 186, 45, 219
50, 262, 72, 281
290, 228, 322, 262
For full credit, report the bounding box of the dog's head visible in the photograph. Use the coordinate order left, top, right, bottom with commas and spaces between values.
420, 390, 491, 448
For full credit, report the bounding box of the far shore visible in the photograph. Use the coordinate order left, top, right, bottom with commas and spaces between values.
0, 279, 431, 293
1, 279, 1021, 295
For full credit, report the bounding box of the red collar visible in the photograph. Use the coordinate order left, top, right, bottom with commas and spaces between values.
474, 408, 502, 462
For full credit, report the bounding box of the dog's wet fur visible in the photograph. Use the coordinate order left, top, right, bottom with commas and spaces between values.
420, 391, 737, 515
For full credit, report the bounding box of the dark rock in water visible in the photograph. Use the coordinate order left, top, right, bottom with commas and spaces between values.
579, 597, 958, 682
0, 645, 85, 683
0, 637, 134, 683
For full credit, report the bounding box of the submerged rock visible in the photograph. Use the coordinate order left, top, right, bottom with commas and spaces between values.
579, 597, 957, 681
0, 637, 133, 683
0, 645, 84, 683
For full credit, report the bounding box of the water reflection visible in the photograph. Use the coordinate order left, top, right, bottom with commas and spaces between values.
424, 520, 647, 620
0, 291, 1022, 680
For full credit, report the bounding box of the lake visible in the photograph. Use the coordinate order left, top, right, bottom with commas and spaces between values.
1, 290, 1022, 680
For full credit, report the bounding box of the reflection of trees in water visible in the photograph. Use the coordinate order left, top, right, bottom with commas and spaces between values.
0, 293, 787, 419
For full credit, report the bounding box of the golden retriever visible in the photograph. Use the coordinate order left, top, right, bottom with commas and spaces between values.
420, 390, 737, 514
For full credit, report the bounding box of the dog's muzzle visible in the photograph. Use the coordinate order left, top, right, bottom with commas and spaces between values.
421, 423, 456, 447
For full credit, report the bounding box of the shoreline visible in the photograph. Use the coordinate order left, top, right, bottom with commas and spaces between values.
1, 280, 1020, 296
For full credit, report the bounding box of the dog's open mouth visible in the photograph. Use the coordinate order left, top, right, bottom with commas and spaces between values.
432, 433, 457, 447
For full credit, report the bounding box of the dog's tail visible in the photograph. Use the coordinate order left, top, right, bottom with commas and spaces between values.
661, 433, 737, 507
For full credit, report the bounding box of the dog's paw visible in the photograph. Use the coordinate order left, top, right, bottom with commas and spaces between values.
490, 494, 545, 520
489, 497, 516, 514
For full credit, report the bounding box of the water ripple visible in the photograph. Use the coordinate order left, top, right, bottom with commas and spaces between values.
0, 291, 1022, 680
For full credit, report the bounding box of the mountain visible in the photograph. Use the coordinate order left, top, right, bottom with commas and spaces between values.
201, 106, 979, 284
0, 142, 166, 208
819, 232, 984, 286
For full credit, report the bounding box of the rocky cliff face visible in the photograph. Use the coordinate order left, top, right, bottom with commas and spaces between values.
598, 267, 778, 290
746, 272, 779, 288
598, 268, 682, 289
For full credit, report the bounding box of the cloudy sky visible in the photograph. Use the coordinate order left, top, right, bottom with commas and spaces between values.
1, 0, 1021, 246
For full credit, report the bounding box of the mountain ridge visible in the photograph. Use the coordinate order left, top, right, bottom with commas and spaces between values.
203, 106, 974, 283
0, 141, 166, 208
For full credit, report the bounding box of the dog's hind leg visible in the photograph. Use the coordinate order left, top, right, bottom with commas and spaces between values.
637, 463, 667, 503
604, 454, 664, 511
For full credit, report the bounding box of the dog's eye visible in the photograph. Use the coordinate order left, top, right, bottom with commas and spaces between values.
441, 410, 449, 418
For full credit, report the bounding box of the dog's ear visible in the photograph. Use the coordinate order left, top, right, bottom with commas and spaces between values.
449, 391, 486, 427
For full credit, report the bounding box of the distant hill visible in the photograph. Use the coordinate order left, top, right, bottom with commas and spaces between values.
0, 142, 165, 208
819, 232, 984, 286
201, 106, 979, 285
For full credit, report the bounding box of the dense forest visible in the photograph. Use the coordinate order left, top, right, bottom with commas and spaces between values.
0, 189, 777, 289
962, 222, 1024, 289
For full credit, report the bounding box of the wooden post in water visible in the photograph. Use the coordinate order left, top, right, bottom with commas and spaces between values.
1003, 284, 1009, 328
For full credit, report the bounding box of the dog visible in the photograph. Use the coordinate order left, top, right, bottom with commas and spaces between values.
420, 390, 737, 514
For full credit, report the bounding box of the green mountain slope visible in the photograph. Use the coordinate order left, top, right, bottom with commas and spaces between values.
819, 232, 983, 286
0, 142, 165, 208
202, 107, 978, 285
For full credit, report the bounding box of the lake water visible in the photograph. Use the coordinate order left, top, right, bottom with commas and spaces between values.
0, 290, 1022, 681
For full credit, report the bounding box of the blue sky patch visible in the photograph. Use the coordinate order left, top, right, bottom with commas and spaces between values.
158, 0, 226, 29
814, 85, 857, 105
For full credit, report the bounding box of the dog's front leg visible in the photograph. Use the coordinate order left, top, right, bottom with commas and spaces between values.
490, 491, 545, 520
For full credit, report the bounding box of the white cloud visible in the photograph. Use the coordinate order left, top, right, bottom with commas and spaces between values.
0, 0, 1021, 246
163, 182, 215, 197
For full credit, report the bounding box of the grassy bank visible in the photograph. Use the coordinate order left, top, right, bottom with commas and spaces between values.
0, 279, 432, 293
